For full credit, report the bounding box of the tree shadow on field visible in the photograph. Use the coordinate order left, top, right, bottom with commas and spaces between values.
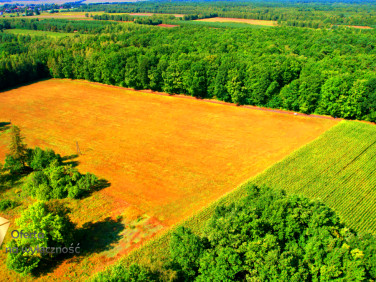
0, 122, 11, 133
1, 78, 51, 93
61, 154, 78, 161
0, 172, 24, 195
33, 217, 124, 277
76, 217, 125, 254
61, 154, 79, 168
85, 179, 111, 197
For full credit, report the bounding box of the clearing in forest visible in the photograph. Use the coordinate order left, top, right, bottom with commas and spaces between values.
157, 24, 180, 28
0, 79, 337, 280
195, 17, 278, 26
253, 121, 376, 233
4, 29, 75, 38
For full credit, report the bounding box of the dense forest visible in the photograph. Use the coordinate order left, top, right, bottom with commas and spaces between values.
1, 18, 376, 121
95, 185, 376, 281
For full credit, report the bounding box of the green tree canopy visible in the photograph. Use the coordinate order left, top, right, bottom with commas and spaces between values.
6, 201, 75, 276
169, 186, 376, 281
4, 125, 28, 173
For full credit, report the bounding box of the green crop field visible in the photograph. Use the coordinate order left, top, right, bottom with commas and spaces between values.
253, 120, 376, 234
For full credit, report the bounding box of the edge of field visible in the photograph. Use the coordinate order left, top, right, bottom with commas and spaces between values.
90, 121, 346, 280
194, 17, 277, 27
78, 79, 339, 122
4, 29, 76, 38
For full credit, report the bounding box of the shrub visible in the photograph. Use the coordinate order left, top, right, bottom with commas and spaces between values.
94, 263, 157, 281
6, 201, 75, 276
4, 155, 24, 174
0, 199, 18, 211
27, 147, 62, 171
24, 160, 98, 200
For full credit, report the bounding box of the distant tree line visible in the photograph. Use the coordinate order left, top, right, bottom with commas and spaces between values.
92, 13, 178, 25
92, 13, 136, 22
1, 19, 376, 121
0, 18, 118, 33
77, 0, 376, 28
182, 13, 218, 21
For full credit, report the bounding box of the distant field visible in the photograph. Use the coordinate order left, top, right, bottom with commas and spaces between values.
174, 20, 271, 29
195, 17, 278, 26
0, 79, 337, 280
4, 28, 74, 38
7, 11, 102, 19
253, 121, 376, 233
157, 23, 179, 28
347, 25, 373, 29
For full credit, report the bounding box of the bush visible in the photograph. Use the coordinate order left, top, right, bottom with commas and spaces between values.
4, 155, 24, 174
3, 143, 62, 174
27, 147, 62, 171
94, 263, 157, 282
0, 199, 18, 211
6, 201, 75, 276
24, 160, 98, 200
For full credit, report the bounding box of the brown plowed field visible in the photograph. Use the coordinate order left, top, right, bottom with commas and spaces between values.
0, 79, 338, 280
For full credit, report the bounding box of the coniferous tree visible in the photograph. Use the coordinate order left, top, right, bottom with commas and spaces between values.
9, 125, 28, 166
4, 125, 28, 173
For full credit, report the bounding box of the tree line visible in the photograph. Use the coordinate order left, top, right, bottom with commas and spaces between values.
77, 0, 376, 28
1, 19, 376, 121
0, 18, 119, 34
91, 12, 220, 24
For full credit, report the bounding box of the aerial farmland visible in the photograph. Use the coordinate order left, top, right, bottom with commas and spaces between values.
1, 0, 376, 280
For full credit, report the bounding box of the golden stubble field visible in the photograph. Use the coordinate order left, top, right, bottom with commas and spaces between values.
0, 79, 338, 280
